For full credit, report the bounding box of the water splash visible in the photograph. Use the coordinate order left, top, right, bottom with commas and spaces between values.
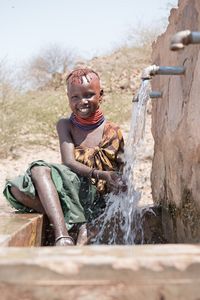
93, 80, 151, 245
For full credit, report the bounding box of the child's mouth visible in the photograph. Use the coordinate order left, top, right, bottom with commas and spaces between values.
78, 107, 90, 114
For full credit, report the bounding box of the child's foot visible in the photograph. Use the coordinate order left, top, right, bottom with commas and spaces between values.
55, 235, 75, 246
76, 223, 88, 245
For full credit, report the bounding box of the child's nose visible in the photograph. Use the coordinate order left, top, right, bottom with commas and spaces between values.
81, 97, 89, 104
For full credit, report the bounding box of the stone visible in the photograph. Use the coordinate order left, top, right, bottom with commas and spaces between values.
0, 214, 43, 247
151, 0, 200, 242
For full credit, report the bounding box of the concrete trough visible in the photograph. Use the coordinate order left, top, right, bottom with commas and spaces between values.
0, 245, 200, 300
0, 210, 199, 299
0, 213, 43, 247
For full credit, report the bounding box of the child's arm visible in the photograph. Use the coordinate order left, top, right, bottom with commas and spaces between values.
57, 118, 125, 193
57, 118, 94, 177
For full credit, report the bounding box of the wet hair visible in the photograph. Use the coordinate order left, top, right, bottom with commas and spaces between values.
66, 68, 100, 86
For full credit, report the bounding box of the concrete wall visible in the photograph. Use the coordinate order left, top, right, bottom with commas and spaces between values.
151, 0, 200, 242
1, 245, 200, 300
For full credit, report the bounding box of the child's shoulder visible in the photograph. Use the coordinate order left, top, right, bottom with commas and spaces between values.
56, 117, 72, 132
57, 116, 71, 125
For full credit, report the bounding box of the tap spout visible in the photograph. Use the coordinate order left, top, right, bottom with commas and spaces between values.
133, 94, 139, 102
141, 65, 159, 80
149, 91, 163, 99
170, 30, 200, 51
141, 65, 185, 80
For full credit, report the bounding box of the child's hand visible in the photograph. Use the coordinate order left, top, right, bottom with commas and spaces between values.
101, 171, 127, 194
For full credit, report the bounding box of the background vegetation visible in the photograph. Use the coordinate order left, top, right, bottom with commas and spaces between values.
0, 24, 163, 158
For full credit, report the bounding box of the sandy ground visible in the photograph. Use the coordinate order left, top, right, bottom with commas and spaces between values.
0, 111, 154, 211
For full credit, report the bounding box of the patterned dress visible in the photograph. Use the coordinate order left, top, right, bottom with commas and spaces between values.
74, 121, 124, 193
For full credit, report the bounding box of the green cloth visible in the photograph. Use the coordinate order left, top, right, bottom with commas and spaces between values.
3, 160, 105, 230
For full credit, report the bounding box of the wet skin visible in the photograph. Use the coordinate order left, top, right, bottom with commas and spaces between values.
57, 75, 123, 189
11, 73, 124, 246
67, 72, 103, 120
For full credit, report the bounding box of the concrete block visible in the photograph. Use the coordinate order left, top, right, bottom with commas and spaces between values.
0, 214, 43, 247
0, 244, 200, 299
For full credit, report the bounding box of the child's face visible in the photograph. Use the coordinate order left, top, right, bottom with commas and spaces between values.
67, 73, 103, 119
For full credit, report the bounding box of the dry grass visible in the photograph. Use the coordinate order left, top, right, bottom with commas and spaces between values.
0, 45, 151, 158
0, 88, 67, 157
0, 87, 133, 158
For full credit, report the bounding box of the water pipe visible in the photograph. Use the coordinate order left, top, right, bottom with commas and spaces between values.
170, 30, 200, 51
133, 91, 163, 102
149, 91, 163, 99
133, 63, 184, 102
141, 65, 186, 80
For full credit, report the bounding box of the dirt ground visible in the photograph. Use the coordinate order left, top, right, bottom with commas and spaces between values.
0, 111, 154, 211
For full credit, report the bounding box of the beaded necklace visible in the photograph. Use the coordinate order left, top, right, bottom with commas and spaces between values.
70, 109, 105, 131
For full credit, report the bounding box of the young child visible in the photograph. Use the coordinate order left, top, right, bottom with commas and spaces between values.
3, 68, 125, 246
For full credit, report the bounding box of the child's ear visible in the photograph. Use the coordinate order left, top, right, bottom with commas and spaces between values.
99, 89, 104, 103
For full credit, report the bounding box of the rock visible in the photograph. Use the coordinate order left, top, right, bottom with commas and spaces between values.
151, 0, 200, 242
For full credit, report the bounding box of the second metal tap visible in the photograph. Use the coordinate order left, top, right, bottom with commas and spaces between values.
141, 65, 186, 80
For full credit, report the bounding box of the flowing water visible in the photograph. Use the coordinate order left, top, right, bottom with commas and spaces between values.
93, 80, 152, 245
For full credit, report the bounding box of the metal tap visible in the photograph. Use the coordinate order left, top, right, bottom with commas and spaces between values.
141, 64, 185, 80
170, 30, 200, 51
149, 91, 163, 99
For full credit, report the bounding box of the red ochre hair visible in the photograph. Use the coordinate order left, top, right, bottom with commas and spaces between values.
66, 68, 100, 86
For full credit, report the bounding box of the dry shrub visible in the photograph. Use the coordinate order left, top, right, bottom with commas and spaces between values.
1, 24, 161, 158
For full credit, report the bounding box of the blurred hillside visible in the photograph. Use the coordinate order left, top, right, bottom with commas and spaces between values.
79, 46, 151, 94
0, 44, 152, 158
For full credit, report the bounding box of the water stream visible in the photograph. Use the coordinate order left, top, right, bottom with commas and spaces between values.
93, 80, 152, 245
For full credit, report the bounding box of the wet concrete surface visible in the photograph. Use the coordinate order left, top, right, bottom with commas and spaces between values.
0, 213, 43, 247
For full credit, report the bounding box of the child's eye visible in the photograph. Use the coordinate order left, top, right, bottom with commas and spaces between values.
86, 93, 95, 98
71, 96, 79, 101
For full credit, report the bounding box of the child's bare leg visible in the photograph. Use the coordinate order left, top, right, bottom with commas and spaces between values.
10, 186, 45, 214
76, 223, 88, 245
76, 223, 98, 245
11, 166, 74, 246
30, 166, 74, 246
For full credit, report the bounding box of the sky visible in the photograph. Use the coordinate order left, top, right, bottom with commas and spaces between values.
0, 0, 178, 63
